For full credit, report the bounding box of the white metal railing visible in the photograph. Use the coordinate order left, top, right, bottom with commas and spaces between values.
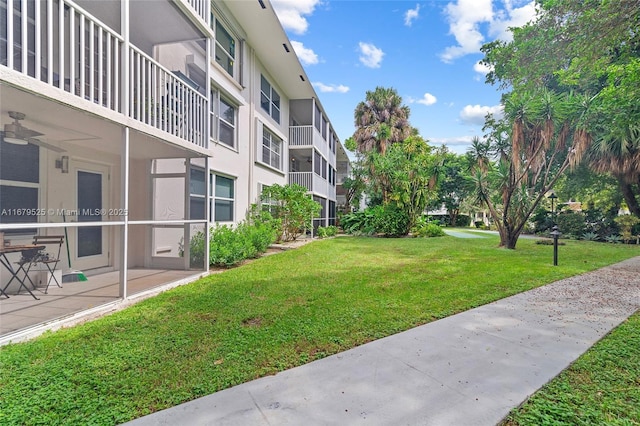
289, 126, 313, 146
129, 46, 207, 148
186, 0, 208, 22
2, 0, 207, 149
1, 0, 124, 111
289, 172, 313, 191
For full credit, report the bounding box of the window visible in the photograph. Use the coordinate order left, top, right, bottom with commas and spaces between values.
0, 138, 39, 233
260, 75, 280, 124
210, 88, 237, 148
262, 127, 282, 170
189, 167, 206, 220
314, 104, 321, 133
210, 174, 235, 222
313, 150, 322, 176
213, 18, 235, 77
259, 184, 278, 216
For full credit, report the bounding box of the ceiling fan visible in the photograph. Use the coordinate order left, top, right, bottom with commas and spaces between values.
3, 111, 66, 152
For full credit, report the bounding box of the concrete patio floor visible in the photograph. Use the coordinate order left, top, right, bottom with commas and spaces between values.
0, 269, 203, 343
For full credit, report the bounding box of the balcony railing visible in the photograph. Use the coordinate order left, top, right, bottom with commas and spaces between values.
289, 172, 312, 191
289, 125, 313, 147
1, 0, 207, 149
185, 0, 208, 22
130, 47, 207, 147
1, 0, 123, 111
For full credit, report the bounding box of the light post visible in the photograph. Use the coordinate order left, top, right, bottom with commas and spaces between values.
548, 191, 557, 225
547, 191, 561, 266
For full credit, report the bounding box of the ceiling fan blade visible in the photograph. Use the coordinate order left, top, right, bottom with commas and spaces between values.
21, 127, 44, 139
26, 137, 66, 153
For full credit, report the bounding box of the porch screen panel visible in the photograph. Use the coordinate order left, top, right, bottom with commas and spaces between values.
77, 170, 102, 257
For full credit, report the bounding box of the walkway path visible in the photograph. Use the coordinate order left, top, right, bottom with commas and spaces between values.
127, 256, 640, 426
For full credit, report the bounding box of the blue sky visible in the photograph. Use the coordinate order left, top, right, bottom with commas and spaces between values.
271, 0, 537, 155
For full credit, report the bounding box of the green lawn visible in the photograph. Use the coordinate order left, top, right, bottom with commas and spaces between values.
0, 235, 638, 425
503, 311, 640, 425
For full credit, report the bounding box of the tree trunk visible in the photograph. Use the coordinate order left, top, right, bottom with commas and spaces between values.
619, 180, 640, 217
498, 226, 520, 249
449, 209, 459, 227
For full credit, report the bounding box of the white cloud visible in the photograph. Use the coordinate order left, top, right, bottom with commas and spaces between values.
440, 0, 537, 63
490, 1, 537, 41
440, 0, 493, 63
404, 4, 420, 26
291, 41, 319, 65
312, 82, 350, 93
409, 93, 437, 106
428, 135, 477, 154
460, 104, 504, 125
473, 60, 493, 75
358, 42, 384, 68
271, 0, 321, 35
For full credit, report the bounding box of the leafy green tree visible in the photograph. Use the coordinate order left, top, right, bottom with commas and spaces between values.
432, 149, 473, 227
370, 136, 440, 232
353, 87, 411, 155
261, 184, 321, 242
471, 89, 592, 249
481, 0, 640, 217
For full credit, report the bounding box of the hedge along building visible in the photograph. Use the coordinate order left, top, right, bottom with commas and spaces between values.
0, 0, 350, 344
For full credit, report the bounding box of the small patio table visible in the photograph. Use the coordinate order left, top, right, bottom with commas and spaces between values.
0, 244, 46, 300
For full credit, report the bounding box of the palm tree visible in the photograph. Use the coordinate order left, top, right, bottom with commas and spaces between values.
353, 87, 411, 155
589, 125, 640, 216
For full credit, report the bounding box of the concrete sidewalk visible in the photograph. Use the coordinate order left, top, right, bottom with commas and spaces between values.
126, 256, 640, 426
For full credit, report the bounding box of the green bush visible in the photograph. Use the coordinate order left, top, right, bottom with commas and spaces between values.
376, 204, 411, 237
340, 205, 411, 237
180, 230, 206, 268
317, 225, 338, 238
340, 207, 381, 235
455, 214, 471, 227
556, 211, 586, 239
209, 225, 256, 267
412, 216, 446, 237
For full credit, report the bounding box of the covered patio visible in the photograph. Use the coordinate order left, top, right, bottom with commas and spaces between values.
0, 268, 206, 343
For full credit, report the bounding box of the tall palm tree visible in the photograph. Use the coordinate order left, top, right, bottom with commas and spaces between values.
353, 87, 411, 155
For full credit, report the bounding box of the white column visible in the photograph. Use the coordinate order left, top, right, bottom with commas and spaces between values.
119, 127, 130, 298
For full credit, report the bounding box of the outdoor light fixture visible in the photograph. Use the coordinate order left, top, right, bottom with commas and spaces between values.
56, 155, 69, 173
547, 191, 561, 266
548, 190, 558, 224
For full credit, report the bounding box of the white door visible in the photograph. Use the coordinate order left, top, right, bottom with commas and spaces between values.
71, 161, 110, 271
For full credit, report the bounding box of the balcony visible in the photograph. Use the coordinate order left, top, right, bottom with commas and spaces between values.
1, 0, 207, 149
289, 125, 330, 158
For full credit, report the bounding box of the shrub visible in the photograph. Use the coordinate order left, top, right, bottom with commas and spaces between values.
209, 224, 255, 267
614, 215, 640, 243
180, 230, 206, 268
340, 207, 381, 235
605, 234, 623, 244
376, 204, 411, 237
412, 216, 446, 237
261, 184, 321, 242
581, 231, 600, 241
556, 211, 586, 239
455, 214, 471, 227
317, 225, 338, 238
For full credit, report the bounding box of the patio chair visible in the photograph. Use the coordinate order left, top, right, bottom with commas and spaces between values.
31, 235, 65, 294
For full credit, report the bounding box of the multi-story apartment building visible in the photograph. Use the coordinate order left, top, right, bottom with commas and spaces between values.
0, 0, 350, 342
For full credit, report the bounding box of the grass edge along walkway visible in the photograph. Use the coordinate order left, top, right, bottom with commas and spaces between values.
0, 235, 638, 425
502, 309, 640, 425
